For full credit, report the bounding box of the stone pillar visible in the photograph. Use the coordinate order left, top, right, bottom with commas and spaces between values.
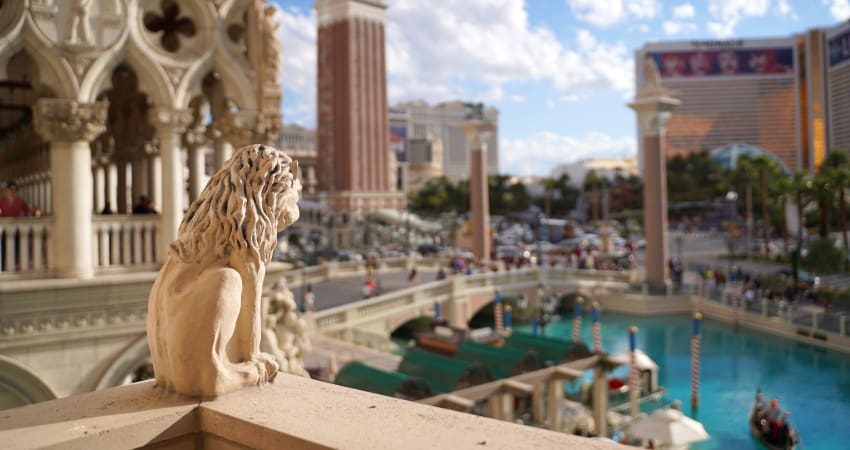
184, 125, 208, 203
33, 99, 107, 278
547, 379, 563, 431
116, 160, 128, 213
131, 158, 145, 208
92, 165, 105, 213
106, 163, 118, 212
457, 121, 495, 264
149, 107, 190, 262
629, 89, 680, 286
591, 366, 608, 437
148, 153, 162, 213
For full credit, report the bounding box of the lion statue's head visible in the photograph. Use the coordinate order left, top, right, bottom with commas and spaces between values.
170, 144, 301, 265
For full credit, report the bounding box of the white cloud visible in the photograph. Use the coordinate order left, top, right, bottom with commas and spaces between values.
672, 3, 696, 19
502, 131, 636, 177
567, 0, 626, 27
663, 20, 697, 35
386, 1, 633, 99
776, 0, 794, 16
567, 0, 660, 28
278, 1, 634, 126
546, 100, 556, 109
626, 0, 662, 19
638, 24, 650, 32
511, 95, 527, 103
706, 0, 769, 37
824, 0, 850, 20
276, 6, 316, 125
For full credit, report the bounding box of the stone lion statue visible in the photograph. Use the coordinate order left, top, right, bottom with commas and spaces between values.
260, 279, 311, 377
147, 145, 301, 397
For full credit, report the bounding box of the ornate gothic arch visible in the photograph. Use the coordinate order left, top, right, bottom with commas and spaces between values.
21, 13, 77, 99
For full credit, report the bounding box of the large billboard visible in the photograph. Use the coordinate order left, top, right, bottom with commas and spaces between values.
648, 47, 794, 78
389, 124, 407, 162
828, 28, 850, 68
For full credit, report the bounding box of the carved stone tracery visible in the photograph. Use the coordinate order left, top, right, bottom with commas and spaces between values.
32, 98, 108, 143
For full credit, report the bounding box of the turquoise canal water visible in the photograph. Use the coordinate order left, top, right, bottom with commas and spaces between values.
517, 313, 850, 450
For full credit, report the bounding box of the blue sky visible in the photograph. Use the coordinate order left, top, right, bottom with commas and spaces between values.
272, 0, 850, 177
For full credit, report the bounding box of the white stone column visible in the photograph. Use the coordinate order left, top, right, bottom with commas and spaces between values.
629, 88, 680, 287
456, 120, 495, 264
93, 165, 105, 213
116, 160, 129, 214
148, 154, 162, 213
209, 124, 234, 171
106, 163, 117, 213
149, 107, 190, 262
184, 125, 208, 203
33, 99, 107, 278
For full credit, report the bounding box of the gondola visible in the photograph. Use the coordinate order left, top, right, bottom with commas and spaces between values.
749, 388, 799, 450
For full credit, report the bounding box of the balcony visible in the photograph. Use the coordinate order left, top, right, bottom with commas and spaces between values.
0, 374, 618, 449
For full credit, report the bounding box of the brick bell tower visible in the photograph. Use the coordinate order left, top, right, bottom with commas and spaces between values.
315, 0, 405, 211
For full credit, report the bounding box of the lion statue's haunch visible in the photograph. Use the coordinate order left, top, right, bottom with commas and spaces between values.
147, 145, 301, 397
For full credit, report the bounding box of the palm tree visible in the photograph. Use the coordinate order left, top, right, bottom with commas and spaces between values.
829, 166, 850, 258
790, 171, 811, 249
752, 155, 780, 254
776, 177, 794, 257
732, 156, 756, 258
583, 170, 604, 222
541, 177, 557, 217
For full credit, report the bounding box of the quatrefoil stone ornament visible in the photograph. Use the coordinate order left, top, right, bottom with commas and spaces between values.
143, 0, 196, 53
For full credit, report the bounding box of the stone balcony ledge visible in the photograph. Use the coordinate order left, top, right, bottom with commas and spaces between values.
0, 374, 618, 450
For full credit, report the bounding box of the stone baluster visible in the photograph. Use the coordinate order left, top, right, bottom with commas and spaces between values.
92, 165, 105, 213
144, 222, 155, 263
110, 223, 120, 266
122, 223, 132, 265
32, 222, 45, 270
133, 223, 143, 265
97, 223, 109, 268
33, 99, 107, 278
185, 124, 207, 202
148, 107, 191, 262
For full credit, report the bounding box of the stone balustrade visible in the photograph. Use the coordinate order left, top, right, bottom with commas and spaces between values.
0, 217, 51, 276
92, 215, 159, 271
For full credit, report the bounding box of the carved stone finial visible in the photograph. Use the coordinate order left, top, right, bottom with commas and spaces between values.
147, 145, 303, 397
644, 57, 662, 90
32, 99, 108, 143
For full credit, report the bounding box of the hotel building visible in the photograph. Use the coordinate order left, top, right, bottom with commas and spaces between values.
635, 20, 850, 174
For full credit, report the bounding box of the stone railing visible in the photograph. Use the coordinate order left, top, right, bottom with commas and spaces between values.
695, 288, 850, 352
0, 217, 52, 277
92, 215, 159, 271
0, 376, 618, 449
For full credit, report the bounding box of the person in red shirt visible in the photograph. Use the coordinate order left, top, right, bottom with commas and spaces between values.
0, 182, 31, 218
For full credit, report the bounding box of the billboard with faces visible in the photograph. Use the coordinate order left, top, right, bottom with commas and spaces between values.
648, 47, 794, 78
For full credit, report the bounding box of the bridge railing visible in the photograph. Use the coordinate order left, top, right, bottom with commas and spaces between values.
310, 267, 633, 336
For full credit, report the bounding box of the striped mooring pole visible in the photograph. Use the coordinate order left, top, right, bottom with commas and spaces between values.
504, 305, 512, 331
691, 312, 702, 409
572, 296, 584, 342
592, 302, 602, 354
434, 302, 441, 319
494, 291, 504, 334
629, 325, 639, 418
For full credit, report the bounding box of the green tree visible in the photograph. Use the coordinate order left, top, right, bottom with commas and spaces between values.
751, 155, 782, 252
823, 150, 850, 257
666, 151, 728, 203
790, 171, 812, 248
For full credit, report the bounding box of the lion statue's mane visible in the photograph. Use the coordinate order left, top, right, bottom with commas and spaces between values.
147, 145, 301, 397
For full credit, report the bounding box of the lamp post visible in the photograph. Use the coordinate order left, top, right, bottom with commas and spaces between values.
297, 261, 306, 313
